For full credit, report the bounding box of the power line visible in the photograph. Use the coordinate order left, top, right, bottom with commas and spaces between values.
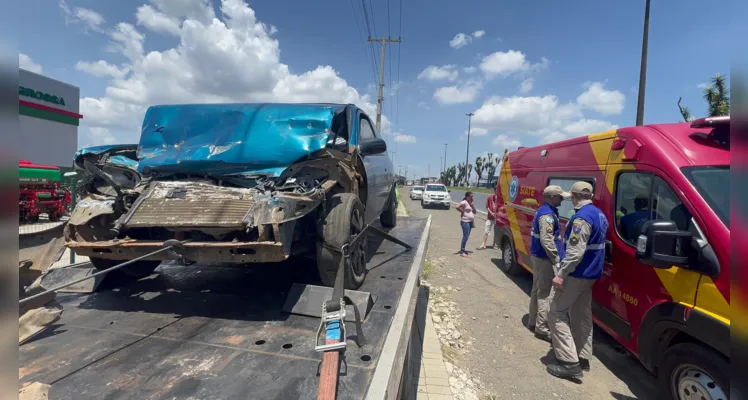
395, 0, 403, 125
350, 0, 378, 83
359, 0, 379, 70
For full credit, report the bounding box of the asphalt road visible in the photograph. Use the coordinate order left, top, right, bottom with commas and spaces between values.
404, 186, 490, 214
402, 196, 658, 399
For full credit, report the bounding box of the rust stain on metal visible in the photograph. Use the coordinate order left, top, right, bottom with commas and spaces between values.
222, 336, 245, 345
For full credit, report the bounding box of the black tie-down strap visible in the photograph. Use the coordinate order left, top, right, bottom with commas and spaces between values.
322, 224, 413, 349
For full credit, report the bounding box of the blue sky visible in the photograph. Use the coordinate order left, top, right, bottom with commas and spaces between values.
5, 0, 740, 179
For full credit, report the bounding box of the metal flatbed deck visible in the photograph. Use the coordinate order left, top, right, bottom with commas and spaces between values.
19, 217, 430, 400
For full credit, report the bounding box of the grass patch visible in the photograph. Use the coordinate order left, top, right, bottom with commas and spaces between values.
446, 186, 495, 194
442, 344, 459, 364
422, 260, 436, 279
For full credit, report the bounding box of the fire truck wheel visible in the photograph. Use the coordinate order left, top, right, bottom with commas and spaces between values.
659, 342, 729, 400
500, 239, 524, 276
89, 257, 161, 279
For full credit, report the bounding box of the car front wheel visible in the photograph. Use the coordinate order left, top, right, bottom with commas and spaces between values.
316, 193, 367, 290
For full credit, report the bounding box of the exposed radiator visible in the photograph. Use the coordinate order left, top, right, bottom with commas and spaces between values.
124, 181, 257, 228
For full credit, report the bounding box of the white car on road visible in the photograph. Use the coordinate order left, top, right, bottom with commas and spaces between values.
410, 185, 425, 200
421, 184, 451, 209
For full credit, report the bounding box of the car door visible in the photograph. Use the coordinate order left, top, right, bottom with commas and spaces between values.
356, 111, 390, 224
600, 166, 703, 351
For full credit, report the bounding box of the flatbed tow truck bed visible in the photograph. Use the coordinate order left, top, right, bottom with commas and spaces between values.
20, 216, 431, 400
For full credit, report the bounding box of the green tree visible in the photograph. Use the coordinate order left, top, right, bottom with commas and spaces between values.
678, 73, 730, 122
484, 153, 498, 186
474, 156, 485, 187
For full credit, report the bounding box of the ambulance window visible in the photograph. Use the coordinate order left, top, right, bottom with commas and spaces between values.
548, 177, 595, 220
652, 176, 695, 234
614, 172, 654, 245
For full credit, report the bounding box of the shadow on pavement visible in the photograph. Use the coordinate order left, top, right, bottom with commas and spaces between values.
490, 258, 659, 399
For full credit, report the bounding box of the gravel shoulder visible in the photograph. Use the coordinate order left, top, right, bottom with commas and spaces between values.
403, 197, 659, 400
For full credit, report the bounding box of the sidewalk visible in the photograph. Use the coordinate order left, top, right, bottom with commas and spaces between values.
406, 288, 455, 400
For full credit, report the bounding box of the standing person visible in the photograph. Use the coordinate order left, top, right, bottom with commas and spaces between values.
528, 185, 567, 343
547, 181, 609, 379
455, 192, 475, 258
478, 186, 499, 250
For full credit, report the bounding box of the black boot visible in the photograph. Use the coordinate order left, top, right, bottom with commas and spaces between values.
546, 361, 583, 379
534, 331, 552, 344
579, 358, 590, 372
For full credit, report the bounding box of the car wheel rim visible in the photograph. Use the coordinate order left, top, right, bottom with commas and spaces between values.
672, 364, 726, 400
503, 244, 512, 266
349, 207, 366, 276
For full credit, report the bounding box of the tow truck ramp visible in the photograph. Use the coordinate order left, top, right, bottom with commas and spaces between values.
19, 216, 431, 400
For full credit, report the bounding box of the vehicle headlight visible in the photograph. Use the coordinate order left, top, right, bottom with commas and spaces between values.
423, 193, 430, 199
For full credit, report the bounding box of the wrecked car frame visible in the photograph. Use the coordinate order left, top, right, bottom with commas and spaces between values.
65, 103, 397, 288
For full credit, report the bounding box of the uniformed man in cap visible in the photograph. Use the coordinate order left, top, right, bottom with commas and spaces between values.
547, 181, 609, 379
527, 185, 567, 343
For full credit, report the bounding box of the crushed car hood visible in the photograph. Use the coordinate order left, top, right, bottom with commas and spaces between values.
74, 144, 140, 170
137, 103, 343, 177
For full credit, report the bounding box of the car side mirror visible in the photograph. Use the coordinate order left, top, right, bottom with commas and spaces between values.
635, 220, 691, 268
359, 138, 387, 155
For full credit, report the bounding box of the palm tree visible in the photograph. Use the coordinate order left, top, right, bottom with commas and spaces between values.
466, 164, 473, 187
456, 163, 465, 187
678, 73, 730, 122
474, 156, 485, 188
447, 165, 457, 187
485, 153, 498, 186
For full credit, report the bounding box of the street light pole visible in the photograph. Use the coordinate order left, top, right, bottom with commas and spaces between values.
465, 113, 474, 187
635, 0, 651, 126
443, 143, 447, 175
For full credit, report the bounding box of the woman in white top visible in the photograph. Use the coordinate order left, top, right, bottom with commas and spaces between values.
455, 191, 475, 257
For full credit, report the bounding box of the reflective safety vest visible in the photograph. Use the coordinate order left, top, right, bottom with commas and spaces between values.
564, 203, 609, 280
530, 203, 564, 260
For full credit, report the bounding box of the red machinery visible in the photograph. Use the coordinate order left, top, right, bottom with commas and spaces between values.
19, 160, 71, 223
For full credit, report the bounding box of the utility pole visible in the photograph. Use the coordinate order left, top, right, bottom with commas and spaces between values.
443, 143, 448, 175
464, 113, 474, 187
368, 36, 401, 132
428, 164, 431, 182
439, 157, 443, 179
635, 0, 651, 126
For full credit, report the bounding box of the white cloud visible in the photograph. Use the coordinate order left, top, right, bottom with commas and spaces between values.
470, 84, 624, 147
463, 66, 477, 74
449, 30, 486, 49
63, 0, 389, 146
417, 101, 430, 110
697, 82, 710, 89
576, 82, 625, 115
19, 53, 42, 73
136, 5, 181, 36
75, 60, 129, 78
492, 134, 522, 150
519, 78, 534, 94
433, 81, 482, 105
59, 0, 105, 32
417, 65, 459, 82
563, 119, 619, 136
479, 50, 548, 78
541, 131, 568, 144
394, 134, 417, 144
449, 33, 471, 49
465, 127, 488, 136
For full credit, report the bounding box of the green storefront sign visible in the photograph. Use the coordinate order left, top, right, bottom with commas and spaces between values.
19, 86, 66, 107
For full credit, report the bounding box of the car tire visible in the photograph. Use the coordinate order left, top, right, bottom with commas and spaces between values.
380, 187, 397, 228
316, 193, 367, 290
499, 239, 525, 275
89, 257, 161, 279
659, 343, 729, 400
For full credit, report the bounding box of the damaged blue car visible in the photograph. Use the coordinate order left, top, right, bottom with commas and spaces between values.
64, 103, 397, 289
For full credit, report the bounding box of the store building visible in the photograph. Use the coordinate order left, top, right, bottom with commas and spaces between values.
18, 68, 82, 168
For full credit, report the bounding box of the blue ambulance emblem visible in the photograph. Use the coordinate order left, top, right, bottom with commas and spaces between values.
509, 176, 519, 202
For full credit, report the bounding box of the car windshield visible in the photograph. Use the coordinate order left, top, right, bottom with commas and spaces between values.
413, 186, 424, 191
682, 166, 729, 229
426, 185, 447, 192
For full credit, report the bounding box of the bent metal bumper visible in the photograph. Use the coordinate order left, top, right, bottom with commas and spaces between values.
67, 239, 288, 264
